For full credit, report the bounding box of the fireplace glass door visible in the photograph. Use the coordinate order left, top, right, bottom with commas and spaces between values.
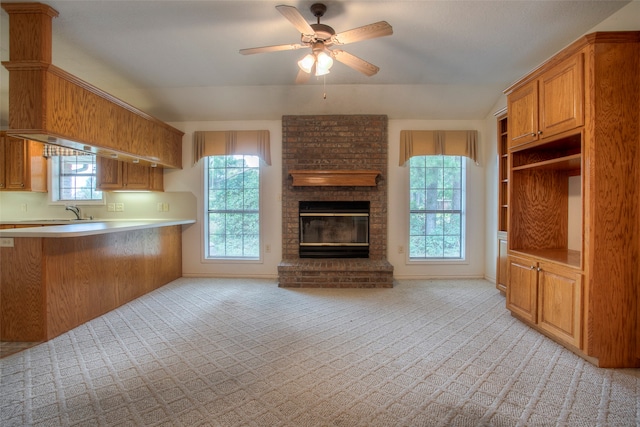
299, 201, 369, 258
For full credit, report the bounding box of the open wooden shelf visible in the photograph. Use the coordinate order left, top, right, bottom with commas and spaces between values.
512, 153, 581, 172
509, 248, 581, 269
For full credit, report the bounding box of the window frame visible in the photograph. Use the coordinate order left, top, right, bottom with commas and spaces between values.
202, 154, 264, 263
47, 155, 105, 206
406, 155, 468, 264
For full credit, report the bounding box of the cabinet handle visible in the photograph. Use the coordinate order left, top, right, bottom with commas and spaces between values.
531, 133, 536, 137
537, 267, 542, 272
530, 266, 536, 270
537, 131, 543, 135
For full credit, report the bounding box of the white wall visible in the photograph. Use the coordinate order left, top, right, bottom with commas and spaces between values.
165, 120, 283, 279
0, 189, 196, 222
2, 1, 636, 281
163, 118, 488, 279
388, 119, 488, 279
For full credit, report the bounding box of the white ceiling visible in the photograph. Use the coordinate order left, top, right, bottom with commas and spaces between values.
0, 0, 635, 125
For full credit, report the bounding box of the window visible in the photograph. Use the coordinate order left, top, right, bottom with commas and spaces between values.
50, 155, 103, 202
408, 155, 465, 260
205, 155, 260, 259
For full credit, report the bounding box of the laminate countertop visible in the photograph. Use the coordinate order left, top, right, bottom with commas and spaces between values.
0, 219, 195, 238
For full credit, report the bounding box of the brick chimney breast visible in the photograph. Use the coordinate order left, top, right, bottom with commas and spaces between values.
278, 115, 393, 288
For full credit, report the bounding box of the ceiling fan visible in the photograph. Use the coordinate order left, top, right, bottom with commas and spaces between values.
239, 3, 393, 83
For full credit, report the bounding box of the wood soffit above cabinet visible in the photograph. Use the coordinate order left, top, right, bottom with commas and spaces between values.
503, 31, 640, 94
1, 2, 184, 169
289, 170, 381, 187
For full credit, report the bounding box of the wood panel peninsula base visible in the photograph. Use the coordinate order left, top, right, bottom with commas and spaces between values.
278, 259, 394, 288
0, 224, 185, 342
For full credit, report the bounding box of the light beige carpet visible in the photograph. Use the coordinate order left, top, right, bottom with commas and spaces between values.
1, 278, 638, 426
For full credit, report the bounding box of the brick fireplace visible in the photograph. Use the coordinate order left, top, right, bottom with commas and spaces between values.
278, 115, 394, 288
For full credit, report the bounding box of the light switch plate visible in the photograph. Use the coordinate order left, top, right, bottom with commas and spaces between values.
0, 238, 15, 247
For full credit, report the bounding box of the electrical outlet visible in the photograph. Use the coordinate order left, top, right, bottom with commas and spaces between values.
0, 238, 14, 248
163, 203, 170, 212
107, 203, 115, 212
398, 245, 404, 254
20, 203, 27, 212
115, 203, 124, 212
265, 244, 271, 253
157, 202, 164, 212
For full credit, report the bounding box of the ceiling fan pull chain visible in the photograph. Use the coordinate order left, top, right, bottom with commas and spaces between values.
323, 75, 327, 99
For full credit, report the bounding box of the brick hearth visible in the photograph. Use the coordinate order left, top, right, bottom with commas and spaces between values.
278, 115, 394, 288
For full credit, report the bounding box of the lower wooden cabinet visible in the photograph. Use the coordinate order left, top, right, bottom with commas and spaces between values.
507, 254, 582, 348
536, 262, 582, 348
507, 255, 538, 323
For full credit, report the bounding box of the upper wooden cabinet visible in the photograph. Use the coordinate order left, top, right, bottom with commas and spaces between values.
504, 31, 640, 368
96, 157, 163, 192
507, 53, 584, 149
0, 132, 47, 192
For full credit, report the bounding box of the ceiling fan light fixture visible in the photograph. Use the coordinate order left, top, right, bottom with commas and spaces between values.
316, 50, 333, 71
315, 64, 331, 76
298, 53, 315, 73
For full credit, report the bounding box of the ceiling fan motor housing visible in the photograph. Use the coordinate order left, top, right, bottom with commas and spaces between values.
311, 24, 335, 42
310, 3, 327, 18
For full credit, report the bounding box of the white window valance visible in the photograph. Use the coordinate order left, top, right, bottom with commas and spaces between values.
399, 130, 478, 166
193, 130, 271, 165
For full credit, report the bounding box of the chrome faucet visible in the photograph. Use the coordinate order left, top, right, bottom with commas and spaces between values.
65, 205, 81, 220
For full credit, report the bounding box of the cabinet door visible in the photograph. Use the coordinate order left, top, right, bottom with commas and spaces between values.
508, 81, 539, 148
123, 163, 150, 190
496, 236, 508, 292
96, 157, 123, 190
4, 136, 28, 190
537, 262, 582, 348
149, 166, 164, 192
0, 134, 6, 189
539, 53, 584, 138
506, 255, 538, 323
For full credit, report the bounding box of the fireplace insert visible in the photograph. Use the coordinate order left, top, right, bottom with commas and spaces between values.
299, 201, 369, 258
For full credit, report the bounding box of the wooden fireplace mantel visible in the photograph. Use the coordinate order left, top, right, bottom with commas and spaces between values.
289, 170, 381, 187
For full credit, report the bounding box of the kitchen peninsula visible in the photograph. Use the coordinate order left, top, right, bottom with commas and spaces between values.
0, 219, 194, 342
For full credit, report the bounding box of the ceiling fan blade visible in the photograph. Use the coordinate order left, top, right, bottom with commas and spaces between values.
332, 50, 380, 76
295, 68, 311, 84
332, 21, 393, 45
276, 5, 315, 36
239, 43, 305, 55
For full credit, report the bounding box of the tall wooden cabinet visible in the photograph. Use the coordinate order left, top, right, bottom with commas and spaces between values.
495, 109, 509, 293
0, 132, 47, 192
504, 32, 640, 368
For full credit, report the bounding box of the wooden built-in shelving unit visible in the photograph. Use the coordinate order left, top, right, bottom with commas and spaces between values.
503, 31, 640, 368
495, 109, 508, 293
